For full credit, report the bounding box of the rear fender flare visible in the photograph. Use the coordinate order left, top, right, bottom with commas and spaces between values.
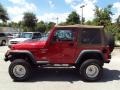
75, 50, 105, 64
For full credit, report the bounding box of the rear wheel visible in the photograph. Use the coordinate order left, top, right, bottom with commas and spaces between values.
80, 59, 103, 82
9, 59, 32, 82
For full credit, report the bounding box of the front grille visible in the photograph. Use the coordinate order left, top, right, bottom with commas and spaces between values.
10, 41, 18, 44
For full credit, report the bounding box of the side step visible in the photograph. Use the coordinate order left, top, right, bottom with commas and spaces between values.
36, 61, 73, 67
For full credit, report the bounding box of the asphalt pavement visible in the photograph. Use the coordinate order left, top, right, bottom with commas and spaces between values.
0, 46, 120, 90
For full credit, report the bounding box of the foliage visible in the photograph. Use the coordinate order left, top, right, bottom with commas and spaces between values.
0, 3, 9, 23
93, 5, 113, 26
59, 22, 67, 25
36, 21, 46, 33
66, 11, 80, 25
36, 21, 55, 33
114, 16, 120, 40
106, 24, 120, 40
46, 22, 56, 31
23, 12, 37, 32
0, 3, 120, 41
116, 15, 120, 26
85, 20, 94, 25
85, 5, 120, 41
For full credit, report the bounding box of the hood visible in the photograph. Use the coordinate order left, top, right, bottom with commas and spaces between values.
9, 38, 30, 42
12, 39, 47, 50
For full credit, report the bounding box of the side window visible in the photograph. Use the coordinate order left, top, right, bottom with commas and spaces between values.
55, 30, 74, 41
33, 33, 41, 39
80, 28, 101, 44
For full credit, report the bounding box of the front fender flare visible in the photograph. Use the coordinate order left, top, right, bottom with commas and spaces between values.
4, 50, 37, 64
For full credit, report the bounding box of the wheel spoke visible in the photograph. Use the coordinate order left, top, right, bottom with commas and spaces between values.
13, 65, 26, 78
86, 65, 99, 78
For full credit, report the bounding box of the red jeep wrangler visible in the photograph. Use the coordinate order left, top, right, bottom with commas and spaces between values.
4, 25, 114, 82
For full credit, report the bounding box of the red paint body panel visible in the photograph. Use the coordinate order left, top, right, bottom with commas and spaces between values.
11, 26, 111, 64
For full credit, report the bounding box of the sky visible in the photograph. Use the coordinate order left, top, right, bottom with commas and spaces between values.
0, 0, 120, 23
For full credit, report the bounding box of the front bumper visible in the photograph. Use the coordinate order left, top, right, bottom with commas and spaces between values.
4, 50, 12, 61
8, 45, 11, 48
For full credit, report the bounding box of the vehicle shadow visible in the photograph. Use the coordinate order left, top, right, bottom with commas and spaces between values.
26, 67, 120, 83
100, 68, 120, 82
29, 67, 80, 83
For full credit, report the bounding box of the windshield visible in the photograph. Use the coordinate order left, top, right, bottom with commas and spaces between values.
39, 31, 51, 41
19, 33, 33, 38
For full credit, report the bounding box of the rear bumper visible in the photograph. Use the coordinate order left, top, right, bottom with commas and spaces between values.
104, 59, 110, 63
104, 54, 111, 63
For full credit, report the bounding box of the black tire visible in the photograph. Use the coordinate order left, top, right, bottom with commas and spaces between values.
9, 59, 32, 82
1, 40, 6, 46
80, 59, 103, 82
75, 64, 81, 71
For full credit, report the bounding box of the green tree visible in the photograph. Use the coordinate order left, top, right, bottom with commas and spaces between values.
17, 21, 25, 32
116, 15, 120, 26
66, 11, 80, 25
0, 3, 9, 23
85, 20, 94, 25
47, 22, 55, 31
114, 15, 120, 40
36, 21, 55, 32
23, 12, 37, 32
93, 5, 113, 26
59, 22, 67, 25
9, 22, 18, 28
36, 21, 46, 33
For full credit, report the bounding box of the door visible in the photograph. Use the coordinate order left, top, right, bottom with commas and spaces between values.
47, 29, 77, 64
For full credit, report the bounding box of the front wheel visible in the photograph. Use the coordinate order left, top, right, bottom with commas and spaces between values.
80, 59, 103, 82
9, 59, 32, 82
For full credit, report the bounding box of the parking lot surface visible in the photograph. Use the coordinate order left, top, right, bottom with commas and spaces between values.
0, 46, 120, 90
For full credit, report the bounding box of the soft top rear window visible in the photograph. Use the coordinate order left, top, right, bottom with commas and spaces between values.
80, 28, 102, 44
